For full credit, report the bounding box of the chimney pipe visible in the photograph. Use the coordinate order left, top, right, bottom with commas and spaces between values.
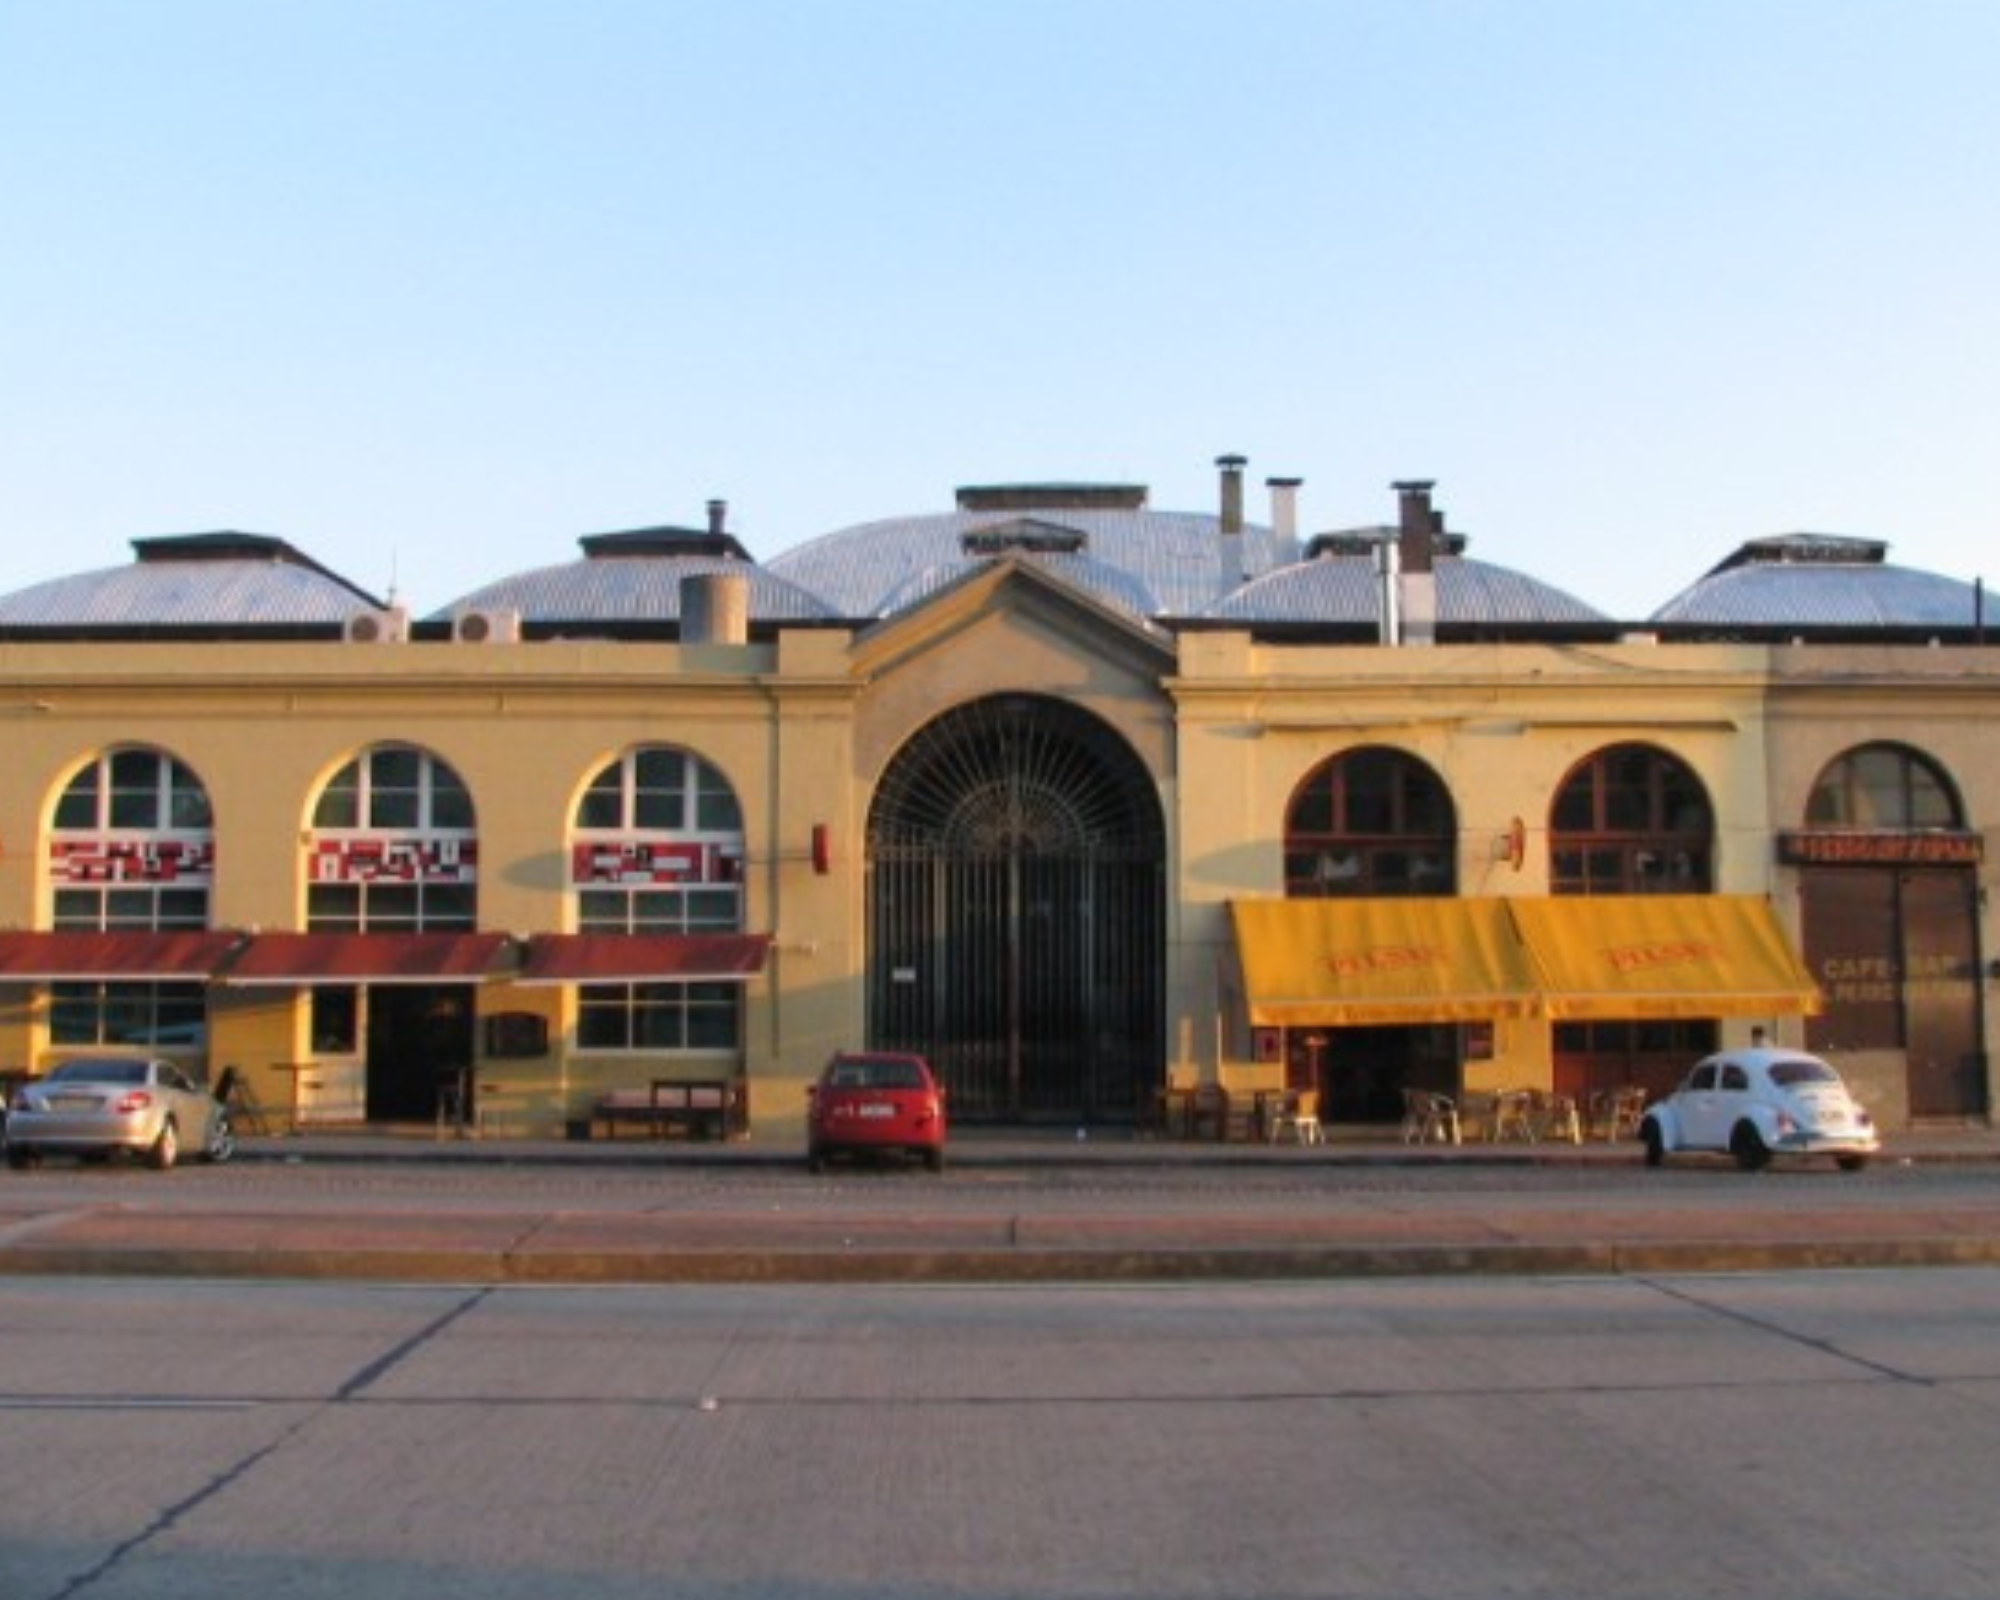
1216, 455, 1247, 536
1375, 538, 1401, 646
1393, 480, 1435, 575
1391, 480, 1437, 647
682, 572, 749, 646
1266, 476, 1302, 546
707, 499, 728, 537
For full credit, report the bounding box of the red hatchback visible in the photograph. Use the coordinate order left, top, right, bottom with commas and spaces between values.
807, 1051, 947, 1173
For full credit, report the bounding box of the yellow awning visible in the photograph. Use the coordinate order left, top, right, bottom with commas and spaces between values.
1229, 898, 1543, 1026
1508, 894, 1823, 1020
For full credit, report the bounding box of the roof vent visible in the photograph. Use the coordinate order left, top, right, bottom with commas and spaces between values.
961, 518, 1088, 556
954, 483, 1147, 512
579, 526, 754, 562
343, 606, 409, 643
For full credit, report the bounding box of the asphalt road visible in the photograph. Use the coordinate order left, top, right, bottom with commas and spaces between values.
4, 1269, 2000, 1599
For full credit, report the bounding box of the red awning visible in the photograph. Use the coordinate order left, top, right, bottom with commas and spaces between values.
516, 933, 772, 985
0, 930, 244, 982
222, 932, 512, 986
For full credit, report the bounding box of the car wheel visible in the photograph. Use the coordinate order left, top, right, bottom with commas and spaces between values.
923, 1146, 945, 1174
149, 1118, 180, 1172
1641, 1121, 1666, 1168
6, 1143, 36, 1171
202, 1112, 236, 1165
807, 1147, 827, 1175
1730, 1121, 1771, 1172
1836, 1153, 1870, 1173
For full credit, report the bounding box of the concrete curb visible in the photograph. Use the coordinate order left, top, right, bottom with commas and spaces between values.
9, 1233, 2000, 1287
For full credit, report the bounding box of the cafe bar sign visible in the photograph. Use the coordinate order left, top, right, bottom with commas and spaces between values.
1777, 829, 1984, 866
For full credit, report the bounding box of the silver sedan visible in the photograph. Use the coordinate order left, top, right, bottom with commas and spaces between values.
6, 1056, 236, 1170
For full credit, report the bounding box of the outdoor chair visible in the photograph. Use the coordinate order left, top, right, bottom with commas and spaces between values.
1266, 1089, 1323, 1145
1490, 1088, 1537, 1142
1531, 1089, 1582, 1145
1401, 1087, 1460, 1145
1187, 1082, 1231, 1142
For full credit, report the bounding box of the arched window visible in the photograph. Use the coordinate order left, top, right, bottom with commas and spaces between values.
306, 744, 476, 930
1549, 743, 1712, 894
571, 747, 745, 1051
1284, 747, 1455, 897
47, 747, 214, 1046
1805, 744, 1962, 829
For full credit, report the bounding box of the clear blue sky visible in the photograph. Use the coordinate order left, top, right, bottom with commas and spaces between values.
3, 0, 1995, 621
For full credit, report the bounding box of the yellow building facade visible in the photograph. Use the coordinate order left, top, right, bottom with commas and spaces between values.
1, 477, 1993, 1142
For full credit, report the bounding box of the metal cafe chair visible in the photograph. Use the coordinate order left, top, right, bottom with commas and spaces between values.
1400, 1087, 1461, 1145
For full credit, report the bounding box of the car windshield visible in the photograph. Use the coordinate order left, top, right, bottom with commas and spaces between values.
1769, 1059, 1841, 1088
48, 1059, 150, 1087
827, 1058, 925, 1090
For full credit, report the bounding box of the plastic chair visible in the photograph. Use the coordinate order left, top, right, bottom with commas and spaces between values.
1609, 1085, 1648, 1141
1491, 1088, 1537, 1142
1589, 1085, 1649, 1142
1531, 1090, 1582, 1145
1267, 1089, 1323, 1145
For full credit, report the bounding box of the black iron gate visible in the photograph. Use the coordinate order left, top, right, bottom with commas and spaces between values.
868, 696, 1164, 1124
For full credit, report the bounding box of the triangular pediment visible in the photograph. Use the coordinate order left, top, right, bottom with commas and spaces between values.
849, 554, 1176, 683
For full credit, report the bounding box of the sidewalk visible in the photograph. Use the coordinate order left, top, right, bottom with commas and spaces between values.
2, 1123, 1997, 1286
229, 1118, 2000, 1171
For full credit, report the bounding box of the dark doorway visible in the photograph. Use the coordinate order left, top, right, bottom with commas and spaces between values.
1320, 1025, 1460, 1124
366, 985, 474, 1122
1900, 870, 1985, 1118
868, 695, 1165, 1125
1802, 865, 1987, 1119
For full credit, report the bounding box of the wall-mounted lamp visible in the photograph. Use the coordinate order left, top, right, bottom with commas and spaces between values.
1493, 817, 1527, 872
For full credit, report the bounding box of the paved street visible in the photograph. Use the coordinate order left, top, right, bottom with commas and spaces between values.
4, 1269, 2000, 1599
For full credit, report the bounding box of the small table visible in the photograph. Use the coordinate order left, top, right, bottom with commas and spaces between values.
273, 1062, 320, 1135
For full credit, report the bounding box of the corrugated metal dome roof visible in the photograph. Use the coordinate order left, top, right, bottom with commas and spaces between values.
0, 533, 383, 630
1204, 528, 1610, 628
435, 525, 836, 626
1650, 535, 1983, 630
767, 486, 1298, 622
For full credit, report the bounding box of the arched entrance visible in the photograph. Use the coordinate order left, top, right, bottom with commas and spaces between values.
1549, 742, 1719, 1100
1281, 745, 1459, 1123
1795, 742, 1987, 1119
867, 695, 1165, 1125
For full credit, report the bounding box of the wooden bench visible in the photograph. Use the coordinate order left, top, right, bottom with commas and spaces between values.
592, 1079, 739, 1141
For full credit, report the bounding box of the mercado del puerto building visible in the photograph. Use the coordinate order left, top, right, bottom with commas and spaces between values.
0, 457, 1993, 1140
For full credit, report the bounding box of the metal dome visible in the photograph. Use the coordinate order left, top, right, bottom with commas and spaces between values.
0, 533, 383, 631
767, 483, 1299, 622
1203, 528, 1610, 630
1651, 535, 1984, 630
435, 525, 836, 628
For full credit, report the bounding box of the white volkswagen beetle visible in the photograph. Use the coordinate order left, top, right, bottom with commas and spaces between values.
1640, 1048, 1879, 1172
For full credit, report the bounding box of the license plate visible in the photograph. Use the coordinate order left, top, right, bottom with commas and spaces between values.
855, 1103, 896, 1119
50, 1095, 101, 1111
